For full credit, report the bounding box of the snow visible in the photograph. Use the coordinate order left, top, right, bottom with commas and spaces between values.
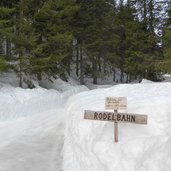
0, 78, 88, 171
140, 78, 153, 83
0, 74, 171, 171
38, 76, 81, 92
63, 82, 171, 171
0, 72, 19, 87
163, 74, 171, 82
163, 74, 171, 78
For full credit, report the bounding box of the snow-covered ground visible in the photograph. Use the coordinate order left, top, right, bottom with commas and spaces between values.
0, 73, 171, 171
0, 77, 88, 171
63, 81, 171, 171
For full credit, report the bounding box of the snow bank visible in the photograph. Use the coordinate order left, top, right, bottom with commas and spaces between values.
63, 82, 171, 171
0, 86, 61, 120
0, 82, 88, 121
140, 78, 153, 83
0, 80, 88, 171
163, 74, 171, 82
0, 72, 19, 87
163, 74, 171, 78
85, 83, 113, 90
38, 76, 81, 92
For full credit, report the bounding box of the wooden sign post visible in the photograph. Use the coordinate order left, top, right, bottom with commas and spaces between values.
106, 97, 127, 142
114, 110, 118, 142
114, 109, 118, 142
84, 97, 148, 142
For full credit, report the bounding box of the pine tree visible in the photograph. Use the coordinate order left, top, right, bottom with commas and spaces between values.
33, 0, 79, 80
162, 0, 171, 72
0, 2, 15, 71
0, 0, 17, 58
9, 0, 37, 87
72, 0, 117, 84
120, 0, 162, 81
115, 1, 137, 82
114, 0, 132, 82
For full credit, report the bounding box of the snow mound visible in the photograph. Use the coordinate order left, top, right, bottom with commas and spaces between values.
163, 74, 171, 82
140, 78, 153, 83
85, 83, 113, 90
163, 74, 171, 78
0, 82, 88, 121
0, 86, 62, 120
38, 76, 82, 92
63, 83, 171, 171
0, 72, 19, 87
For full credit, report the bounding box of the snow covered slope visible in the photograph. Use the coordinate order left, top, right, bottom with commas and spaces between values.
63, 82, 171, 171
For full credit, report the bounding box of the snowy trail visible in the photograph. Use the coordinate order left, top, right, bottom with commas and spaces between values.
0, 109, 65, 171
0, 85, 88, 171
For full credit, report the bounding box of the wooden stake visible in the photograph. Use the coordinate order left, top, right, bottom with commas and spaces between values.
114, 109, 118, 142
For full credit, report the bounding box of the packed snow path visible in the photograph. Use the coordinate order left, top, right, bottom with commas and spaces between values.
0, 109, 64, 171
0, 84, 88, 171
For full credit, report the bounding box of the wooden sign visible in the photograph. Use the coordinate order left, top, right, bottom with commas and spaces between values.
105, 97, 127, 110
84, 97, 148, 143
84, 110, 147, 125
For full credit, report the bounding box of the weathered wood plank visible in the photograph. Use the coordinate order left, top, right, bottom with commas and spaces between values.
105, 97, 127, 110
84, 110, 148, 125
114, 109, 118, 142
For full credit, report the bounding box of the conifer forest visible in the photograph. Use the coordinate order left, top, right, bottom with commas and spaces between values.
0, 0, 171, 86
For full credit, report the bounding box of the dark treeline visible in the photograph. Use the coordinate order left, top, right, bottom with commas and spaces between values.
0, 0, 171, 87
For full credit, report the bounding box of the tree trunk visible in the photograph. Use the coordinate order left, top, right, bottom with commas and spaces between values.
103, 58, 106, 74
126, 73, 129, 83
80, 45, 84, 84
76, 44, 79, 77
129, 74, 132, 82
93, 56, 98, 84
19, 51, 23, 88
120, 68, 124, 83
149, 0, 154, 33
113, 68, 116, 82
37, 73, 42, 80
98, 56, 101, 72
6, 39, 11, 58
143, 0, 147, 26
67, 59, 71, 76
